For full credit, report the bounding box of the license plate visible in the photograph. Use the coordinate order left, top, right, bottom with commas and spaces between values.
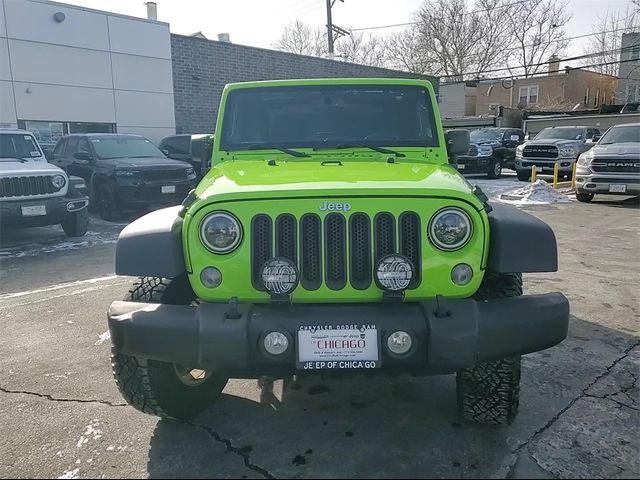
457, 164, 465, 170
161, 185, 176, 194
534, 166, 543, 173
609, 184, 627, 193
21, 205, 47, 217
297, 325, 380, 370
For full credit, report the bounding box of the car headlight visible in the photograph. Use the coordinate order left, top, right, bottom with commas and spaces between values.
200, 212, 242, 253
186, 168, 197, 180
577, 152, 594, 167
115, 169, 141, 177
558, 147, 577, 158
478, 145, 493, 157
428, 208, 473, 251
51, 174, 66, 190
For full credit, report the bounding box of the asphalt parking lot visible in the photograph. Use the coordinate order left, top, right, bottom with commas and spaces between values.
0, 175, 638, 479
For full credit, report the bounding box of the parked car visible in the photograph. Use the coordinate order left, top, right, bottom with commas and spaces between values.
107, 78, 568, 426
515, 126, 601, 181
51, 134, 198, 221
0, 129, 89, 236
159, 133, 214, 179
455, 127, 525, 178
574, 123, 640, 202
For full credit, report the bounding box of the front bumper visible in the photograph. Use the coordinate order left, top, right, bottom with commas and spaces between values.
117, 181, 196, 210
0, 195, 88, 228
516, 158, 575, 173
108, 293, 569, 377
575, 171, 640, 195
456, 155, 491, 172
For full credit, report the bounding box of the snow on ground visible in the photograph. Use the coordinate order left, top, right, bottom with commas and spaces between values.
468, 175, 573, 206
0, 230, 117, 259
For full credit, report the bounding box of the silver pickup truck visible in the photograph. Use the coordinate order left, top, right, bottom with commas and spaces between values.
575, 123, 640, 203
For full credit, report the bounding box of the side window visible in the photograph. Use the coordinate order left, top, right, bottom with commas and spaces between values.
77, 138, 91, 155
163, 136, 190, 155
64, 137, 78, 156
586, 128, 594, 139
53, 139, 66, 159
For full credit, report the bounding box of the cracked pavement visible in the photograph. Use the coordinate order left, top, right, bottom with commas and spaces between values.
1, 195, 639, 479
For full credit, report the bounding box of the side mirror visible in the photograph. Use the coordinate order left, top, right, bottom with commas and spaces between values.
191, 134, 215, 176
74, 151, 92, 161
161, 148, 170, 156
445, 129, 470, 162
592, 134, 601, 142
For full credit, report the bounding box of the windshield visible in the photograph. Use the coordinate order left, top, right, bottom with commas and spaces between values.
599, 126, 640, 144
90, 137, 164, 159
470, 128, 503, 142
0, 133, 43, 160
534, 127, 584, 141
219, 84, 438, 152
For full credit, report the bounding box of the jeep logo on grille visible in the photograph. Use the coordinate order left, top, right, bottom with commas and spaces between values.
319, 201, 352, 212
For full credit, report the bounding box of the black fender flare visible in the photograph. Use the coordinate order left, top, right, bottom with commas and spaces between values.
486, 203, 558, 273
115, 206, 186, 278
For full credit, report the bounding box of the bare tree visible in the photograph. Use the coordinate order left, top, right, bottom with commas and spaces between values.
273, 20, 327, 57
384, 27, 441, 74
414, 0, 514, 81
507, 0, 572, 77
583, 7, 640, 76
335, 32, 386, 67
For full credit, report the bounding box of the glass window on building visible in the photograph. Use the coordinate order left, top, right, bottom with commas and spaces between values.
626, 84, 640, 103
68, 122, 116, 134
518, 86, 538, 106
21, 121, 66, 149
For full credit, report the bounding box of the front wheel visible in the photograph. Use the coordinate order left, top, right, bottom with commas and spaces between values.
111, 276, 228, 419
576, 192, 594, 203
487, 158, 502, 179
96, 184, 121, 221
61, 208, 89, 237
456, 272, 522, 425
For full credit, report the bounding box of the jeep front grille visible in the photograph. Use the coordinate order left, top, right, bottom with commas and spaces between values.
251, 212, 422, 292
0, 176, 55, 198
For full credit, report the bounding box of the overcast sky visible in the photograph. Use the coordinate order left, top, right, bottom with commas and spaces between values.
59, 0, 634, 62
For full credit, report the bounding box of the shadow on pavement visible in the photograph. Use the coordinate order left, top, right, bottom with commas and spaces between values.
146, 316, 639, 479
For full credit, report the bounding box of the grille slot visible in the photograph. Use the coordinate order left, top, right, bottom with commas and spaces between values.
142, 169, 186, 182
592, 160, 640, 174
349, 213, 372, 290
399, 212, 421, 289
275, 214, 297, 264
324, 213, 347, 290
0, 176, 55, 198
374, 213, 396, 264
523, 145, 558, 158
300, 214, 322, 290
251, 215, 272, 291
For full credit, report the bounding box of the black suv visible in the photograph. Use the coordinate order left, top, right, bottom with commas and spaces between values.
455, 127, 525, 178
159, 133, 214, 179
52, 134, 198, 220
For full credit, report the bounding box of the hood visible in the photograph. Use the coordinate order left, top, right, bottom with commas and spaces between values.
473, 140, 500, 147
526, 139, 580, 147
104, 157, 192, 169
0, 159, 66, 177
589, 142, 640, 157
194, 159, 482, 208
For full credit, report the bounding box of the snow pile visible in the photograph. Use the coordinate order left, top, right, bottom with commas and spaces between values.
499, 180, 572, 205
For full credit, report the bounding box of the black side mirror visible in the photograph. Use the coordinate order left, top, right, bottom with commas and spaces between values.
161, 148, 170, 156
190, 134, 215, 176
74, 151, 92, 161
445, 129, 470, 162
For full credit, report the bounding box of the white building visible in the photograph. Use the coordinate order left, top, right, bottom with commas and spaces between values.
0, 0, 175, 146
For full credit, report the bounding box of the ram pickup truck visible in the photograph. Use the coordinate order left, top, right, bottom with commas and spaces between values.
455, 127, 525, 177
107, 79, 569, 425
515, 126, 601, 181
575, 123, 640, 202
0, 129, 89, 236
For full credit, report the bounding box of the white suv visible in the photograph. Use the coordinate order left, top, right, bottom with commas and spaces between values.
0, 129, 89, 236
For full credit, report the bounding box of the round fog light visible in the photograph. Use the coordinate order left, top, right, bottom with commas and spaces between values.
201, 267, 222, 288
387, 331, 412, 355
264, 332, 289, 356
451, 264, 473, 286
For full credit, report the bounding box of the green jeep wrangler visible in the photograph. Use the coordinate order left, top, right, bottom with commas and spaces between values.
108, 79, 569, 425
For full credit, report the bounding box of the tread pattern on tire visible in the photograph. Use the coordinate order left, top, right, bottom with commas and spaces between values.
456, 271, 523, 425
111, 276, 227, 420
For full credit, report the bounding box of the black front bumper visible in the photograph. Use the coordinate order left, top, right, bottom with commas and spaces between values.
117, 182, 196, 210
0, 195, 88, 228
108, 293, 569, 377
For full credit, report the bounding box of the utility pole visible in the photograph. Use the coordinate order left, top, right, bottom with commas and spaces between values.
326, 0, 348, 57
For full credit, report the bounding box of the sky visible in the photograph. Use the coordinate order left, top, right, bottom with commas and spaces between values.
58, 0, 635, 61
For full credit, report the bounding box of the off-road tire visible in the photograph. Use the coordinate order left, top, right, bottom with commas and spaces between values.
96, 183, 121, 221
487, 158, 502, 179
61, 208, 89, 237
576, 192, 594, 203
111, 276, 228, 420
456, 272, 522, 425
516, 169, 530, 182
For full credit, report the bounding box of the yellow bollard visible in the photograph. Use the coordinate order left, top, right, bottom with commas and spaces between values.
553, 163, 559, 189
570, 162, 577, 191
531, 166, 537, 183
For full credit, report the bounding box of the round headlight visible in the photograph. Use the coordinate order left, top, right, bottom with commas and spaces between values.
51, 174, 66, 190
200, 212, 242, 253
428, 208, 472, 251
263, 331, 289, 356
387, 331, 413, 355
261, 258, 299, 295
376, 255, 413, 291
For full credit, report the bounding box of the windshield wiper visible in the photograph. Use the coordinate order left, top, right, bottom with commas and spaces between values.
246, 144, 310, 158
129, 155, 157, 158
333, 144, 406, 157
